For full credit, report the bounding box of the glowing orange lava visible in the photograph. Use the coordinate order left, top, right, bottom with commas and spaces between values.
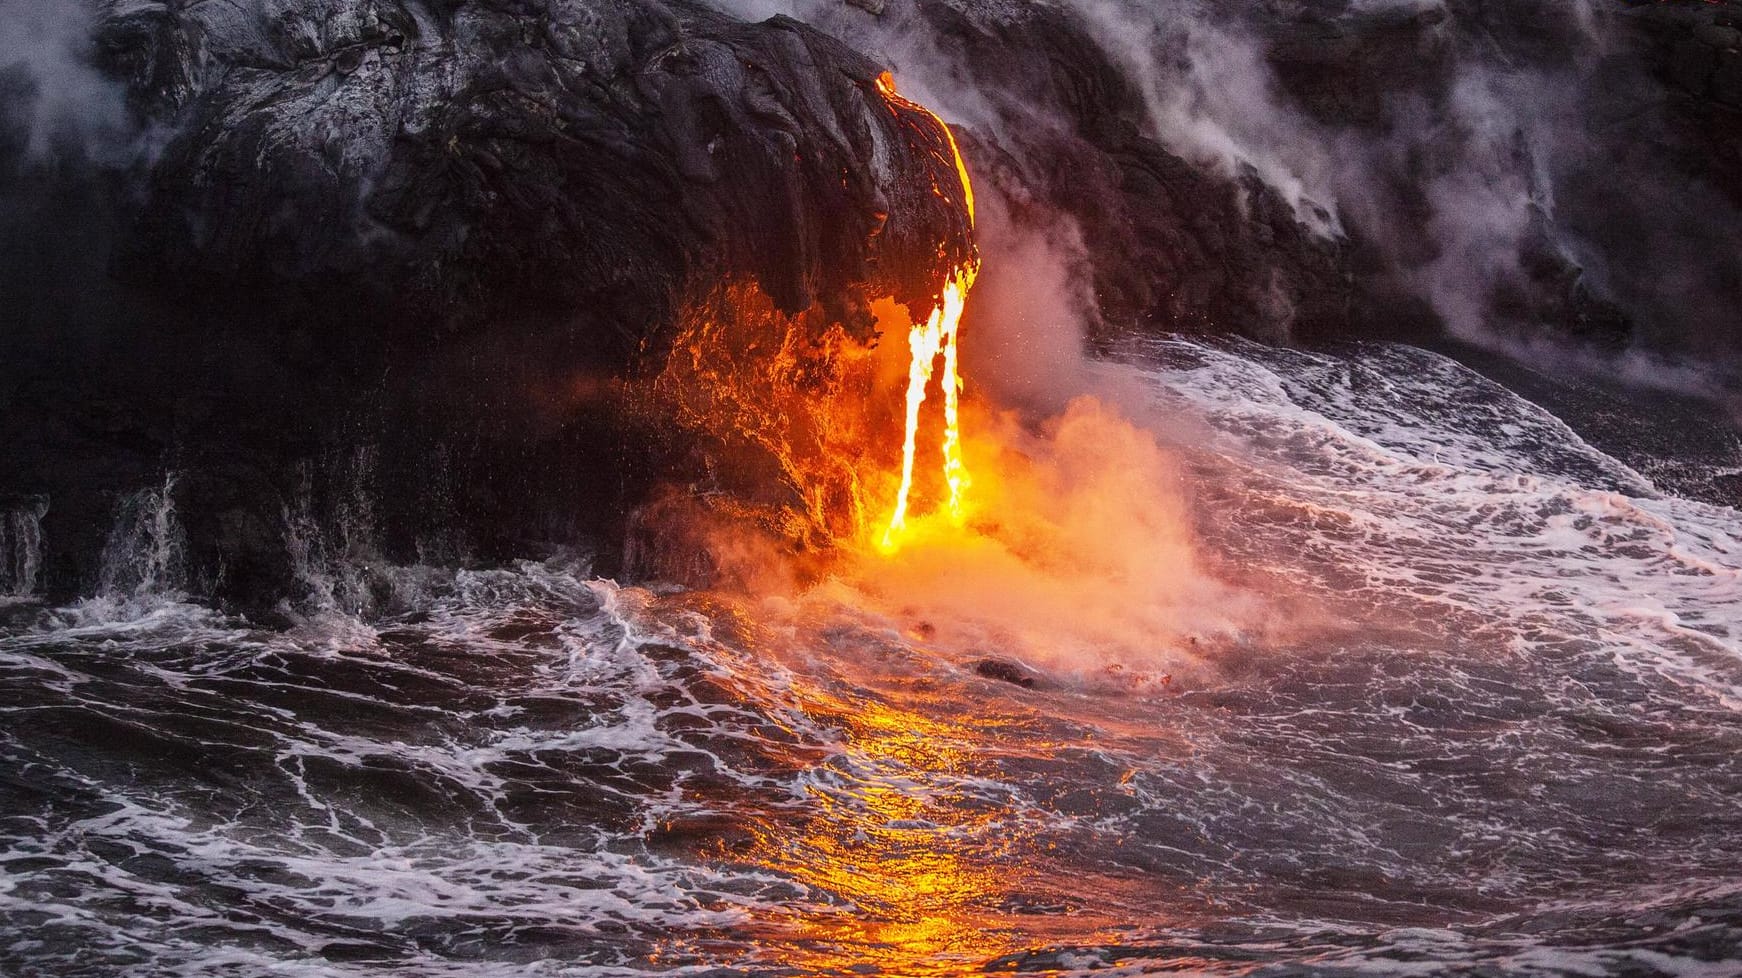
874, 73, 980, 554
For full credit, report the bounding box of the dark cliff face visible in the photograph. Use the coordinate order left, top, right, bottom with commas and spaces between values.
1, 0, 977, 608
788, 0, 1742, 362
3, 0, 1740, 608
104, 0, 972, 342
911, 0, 1355, 346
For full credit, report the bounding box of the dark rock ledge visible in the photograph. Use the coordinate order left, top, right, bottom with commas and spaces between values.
1, 0, 975, 607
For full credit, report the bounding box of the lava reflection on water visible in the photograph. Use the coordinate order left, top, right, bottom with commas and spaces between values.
691, 652, 1154, 976
739, 696, 1019, 971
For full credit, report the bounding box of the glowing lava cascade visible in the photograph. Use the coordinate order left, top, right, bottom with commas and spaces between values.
874, 73, 980, 554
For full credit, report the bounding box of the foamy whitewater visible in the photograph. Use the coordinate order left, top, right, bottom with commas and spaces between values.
4, 339, 1741, 976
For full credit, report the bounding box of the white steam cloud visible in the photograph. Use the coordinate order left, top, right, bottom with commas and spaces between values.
0, 0, 137, 165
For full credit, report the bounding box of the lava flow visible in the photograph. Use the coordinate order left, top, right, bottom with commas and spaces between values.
874, 72, 981, 555
643, 72, 982, 573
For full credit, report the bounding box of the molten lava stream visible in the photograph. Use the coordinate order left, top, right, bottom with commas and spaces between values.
874, 73, 980, 555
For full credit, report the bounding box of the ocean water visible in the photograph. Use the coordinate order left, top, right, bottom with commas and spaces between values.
3, 339, 1740, 977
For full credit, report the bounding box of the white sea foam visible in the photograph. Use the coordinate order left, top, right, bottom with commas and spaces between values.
2, 340, 1740, 976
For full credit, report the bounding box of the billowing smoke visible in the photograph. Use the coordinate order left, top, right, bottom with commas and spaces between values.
806, 393, 1267, 682
816, 194, 1269, 680
686, 137, 1273, 680
956, 194, 1097, 415
0, 0, 157, 349
1067, 0, 1345, 236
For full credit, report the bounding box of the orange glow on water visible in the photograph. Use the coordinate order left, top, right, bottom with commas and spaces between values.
663, 614, 1187, 975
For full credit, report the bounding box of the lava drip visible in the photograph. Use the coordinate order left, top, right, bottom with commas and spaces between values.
874, 72, 981, 554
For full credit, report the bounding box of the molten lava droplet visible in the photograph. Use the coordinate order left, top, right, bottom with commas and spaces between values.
874, 72, 979, 554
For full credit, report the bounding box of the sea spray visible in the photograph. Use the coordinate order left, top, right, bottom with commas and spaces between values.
0, 496, 47, 598
96, 474, 187, 600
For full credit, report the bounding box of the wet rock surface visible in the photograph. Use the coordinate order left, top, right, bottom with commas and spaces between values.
973, 657, 1037, 688
102, 0, 974, 336
893, 0, 1356, 345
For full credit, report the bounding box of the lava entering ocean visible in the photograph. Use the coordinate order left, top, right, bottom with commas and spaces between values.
644, 73, 1246, 666
641, 71, 984, 578
874, 72, 981, 555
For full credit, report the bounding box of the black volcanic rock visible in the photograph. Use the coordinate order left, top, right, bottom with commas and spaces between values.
798, 0, 1739, 360
900, 0, 1353, 345
1, 0, 978, 607
103, 0, 974, 344
974, 657, 1036, 689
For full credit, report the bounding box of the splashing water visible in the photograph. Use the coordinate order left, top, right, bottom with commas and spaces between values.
0, 497, 47, 600
4, 339, 1739, 977
96, 473, 187, 601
